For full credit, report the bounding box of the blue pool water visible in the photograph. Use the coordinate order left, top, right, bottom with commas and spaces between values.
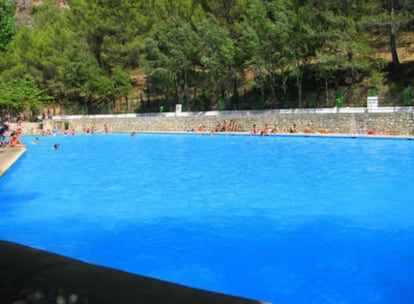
1, 133, 413, 303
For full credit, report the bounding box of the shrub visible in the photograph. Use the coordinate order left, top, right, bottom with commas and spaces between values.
403, 86, 413, 106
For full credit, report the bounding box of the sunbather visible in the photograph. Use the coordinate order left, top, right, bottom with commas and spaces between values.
8, 132, 25, 148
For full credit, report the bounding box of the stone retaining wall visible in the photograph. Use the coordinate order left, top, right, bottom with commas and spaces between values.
13, 107, 414, 136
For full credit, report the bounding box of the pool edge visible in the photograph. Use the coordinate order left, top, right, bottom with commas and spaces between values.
0, 147, 26, 178
130, 131, 414, 141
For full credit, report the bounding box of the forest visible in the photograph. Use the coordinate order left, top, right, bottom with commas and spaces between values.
0, 0, 413, 119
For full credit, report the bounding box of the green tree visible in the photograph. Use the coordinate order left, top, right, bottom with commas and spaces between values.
62, 41, 103, 114
362, 0, 414, 68
144, 16, 202, 110
112, 67, 133, 113
236, 0, 297, 107
0, 0, 73, 97
285, 1, 316, 108
0, 75, 52, 118
309, 5, 344, 106
197, 0, 238, 24
152, 0, 197, 21
0, 0, 411, 114
310, 0, 375, 94
68, 0, 161, 71
195, 13, 236, 109
0, 0, 16, 51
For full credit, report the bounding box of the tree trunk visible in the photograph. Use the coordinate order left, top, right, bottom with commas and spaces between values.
270, 71, 276, 106
233, 77, 240, 110
389, 0, 400, 68
348, 51, 356, 85
125, 96, 129, 113
183, 70, 189, 110
296, 71, 303, 108
146, 83, 150, 105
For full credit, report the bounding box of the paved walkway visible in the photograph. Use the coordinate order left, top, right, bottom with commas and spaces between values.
0, 146, 26, 178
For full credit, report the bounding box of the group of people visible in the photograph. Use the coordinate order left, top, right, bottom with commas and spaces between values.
250, 122, 315, 136
1, 117, 326, 147
215, 120, 237, 133
188, 120, 321, 135
251, 123, 281, 135
0, 120, 59, 149
189, 119, 238, 134
0, 121, 25, 148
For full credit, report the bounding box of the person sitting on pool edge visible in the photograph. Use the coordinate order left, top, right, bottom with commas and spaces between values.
8, 131, 25, 148
304, 123, 313, 134
271, 124, 281, 133
250, 124, 259, 135
262, 123, 271, 135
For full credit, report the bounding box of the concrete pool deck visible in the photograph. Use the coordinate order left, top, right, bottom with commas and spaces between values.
0, 241, 267, 304
0, 146, 26, 178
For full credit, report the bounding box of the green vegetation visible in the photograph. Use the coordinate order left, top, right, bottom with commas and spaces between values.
0, 0, 413, 119
403, 85, 413, 105
0, 74, 52, 117
0, 0, 15, 51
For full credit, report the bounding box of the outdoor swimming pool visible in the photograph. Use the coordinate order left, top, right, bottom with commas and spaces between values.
0, 133, 413, 303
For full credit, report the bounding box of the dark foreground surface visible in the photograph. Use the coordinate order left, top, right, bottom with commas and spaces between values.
0, 241, 267, 304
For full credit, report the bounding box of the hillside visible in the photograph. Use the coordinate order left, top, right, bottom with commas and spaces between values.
2, 0, 413, 117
